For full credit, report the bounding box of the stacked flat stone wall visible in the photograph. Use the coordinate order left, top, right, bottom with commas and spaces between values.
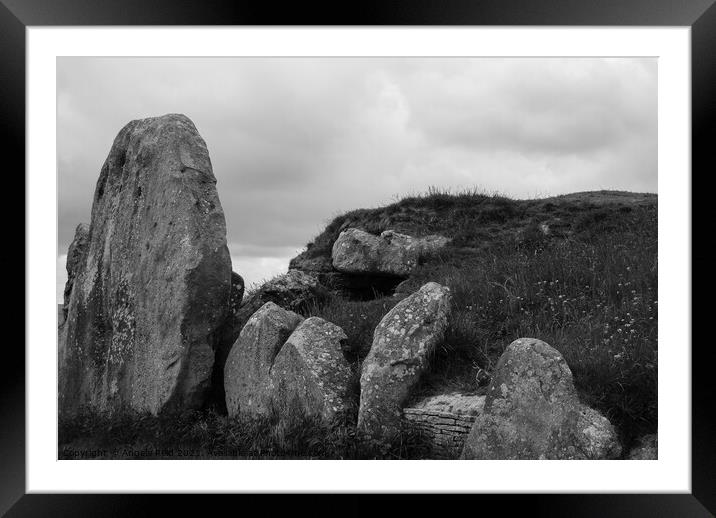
402, 393, 485, 458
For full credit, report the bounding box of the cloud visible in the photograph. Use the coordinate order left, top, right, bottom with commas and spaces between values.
57, 57, 656, 286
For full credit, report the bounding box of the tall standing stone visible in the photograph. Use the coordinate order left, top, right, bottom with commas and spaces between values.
59, 114, 232, 415
357, 282, 451, 446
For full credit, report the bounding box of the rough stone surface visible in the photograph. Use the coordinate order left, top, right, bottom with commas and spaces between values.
269, 317, 353, 421
61, 223, 90, 321
224, 302, 303, 417
332, 228, 450, 277
403, 393, 485, 458
227, 271, 246, 317
461, 338, 621, 460
628, 434, 658, 459
288, 255, 333, 275
58, 114, 232, 415
358, 282, 451, 444
210, 271, 246, 408
232, 270, 328, 340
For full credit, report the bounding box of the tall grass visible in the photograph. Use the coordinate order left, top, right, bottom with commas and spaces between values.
58, 405, 427, 459
406, 204, 658, 448
302, 195, 657, 450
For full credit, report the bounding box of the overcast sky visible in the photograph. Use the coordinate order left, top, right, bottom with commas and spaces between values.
57, 57, 657, 302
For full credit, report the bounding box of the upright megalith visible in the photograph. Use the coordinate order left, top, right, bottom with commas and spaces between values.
357, 282, 451, 446
460, 338, 621, 460
59, 114, 233, 415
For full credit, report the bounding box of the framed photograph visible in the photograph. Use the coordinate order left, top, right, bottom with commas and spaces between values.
6, 0, 714, 514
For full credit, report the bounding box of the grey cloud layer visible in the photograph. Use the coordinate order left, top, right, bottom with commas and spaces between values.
57, 57, 656, 257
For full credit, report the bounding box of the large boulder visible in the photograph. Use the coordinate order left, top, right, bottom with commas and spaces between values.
357, 282, 451, 445
461, 338, 621, 459
59, 114, 233, 415
224, 302, 303, 418
332, 228, 450, 277
269, 317, 353, 421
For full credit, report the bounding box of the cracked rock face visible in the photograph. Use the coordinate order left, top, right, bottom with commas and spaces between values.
461, 338, 621, 459
58, 114, 232, 416
62, 223, 90, 316
224, 302, 304, 417
357, 282, 451, 445
224, 306, 352, 421
269, 317, 353, 421
332, 228, 450, 277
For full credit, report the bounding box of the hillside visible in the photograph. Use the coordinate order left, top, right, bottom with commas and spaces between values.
290, 189, 658, 451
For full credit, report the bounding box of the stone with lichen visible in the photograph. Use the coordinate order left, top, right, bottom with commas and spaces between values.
58, 114, 232, 415
230, 270, 328, 343
357, 282, 451, 445
268, 316, 353, 421
224, 302, 303, 417
460, 338, 621, 459
332, 228, 450, 277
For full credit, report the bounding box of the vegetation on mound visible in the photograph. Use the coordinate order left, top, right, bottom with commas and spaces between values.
299, 188, 658, 452
295, 187, 656, 263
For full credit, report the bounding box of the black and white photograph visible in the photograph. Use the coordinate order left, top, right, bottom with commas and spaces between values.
1, 0, 709, 510
56, 56, 659, 461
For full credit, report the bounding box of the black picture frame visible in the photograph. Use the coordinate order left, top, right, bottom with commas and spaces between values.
4, 0, 714, 515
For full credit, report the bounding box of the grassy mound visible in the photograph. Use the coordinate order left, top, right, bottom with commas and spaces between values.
299, 188, 658, 451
